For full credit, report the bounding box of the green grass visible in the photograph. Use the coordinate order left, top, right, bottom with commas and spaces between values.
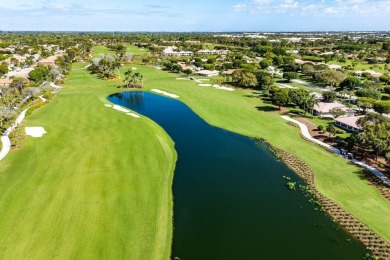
327, 59, 389, 72
0, 64, 176, 259
0, 44, 389, 259
131, 64, 390, 243
92, 46, 115, 57
125, 45, 149, 55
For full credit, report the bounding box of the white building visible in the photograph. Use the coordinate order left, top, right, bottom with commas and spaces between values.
335, 115, 364, 132
195, 70, 220, 77
162, 47, 194, 57
197, 49, 230, 55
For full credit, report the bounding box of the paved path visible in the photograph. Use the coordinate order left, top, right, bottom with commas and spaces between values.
0, 91, 50, 161
50, 82, 62, 93
0, 108, 28, 161
281, 115, 390, 186
291, 79, 329, 92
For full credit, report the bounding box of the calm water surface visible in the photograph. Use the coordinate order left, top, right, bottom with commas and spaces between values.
108, 91, 365, 259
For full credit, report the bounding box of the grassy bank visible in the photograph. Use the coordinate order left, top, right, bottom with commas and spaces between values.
0, 65, 176, 259
132, 64, 390, 242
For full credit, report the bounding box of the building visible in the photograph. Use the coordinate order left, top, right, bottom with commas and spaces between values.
0, 79, 13, 86
335, 115, 365, 132
162, 47, 193, 57
354, 70, 383, 78
195, 70, 220, 77
197, 49, 230, 55
312, 102, 348, 117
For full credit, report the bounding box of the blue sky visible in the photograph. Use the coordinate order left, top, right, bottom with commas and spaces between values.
0, 0, 389, 31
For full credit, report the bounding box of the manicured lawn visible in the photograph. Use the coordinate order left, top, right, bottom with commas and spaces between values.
92, 46, 115, 57
0, 65, 176, 259
0, 44, 388, 259
125, 45, 149, 55
133, 66, 390, 243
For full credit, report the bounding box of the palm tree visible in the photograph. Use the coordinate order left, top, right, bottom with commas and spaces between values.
123, 69, 133, 88
302, 93, 318, 115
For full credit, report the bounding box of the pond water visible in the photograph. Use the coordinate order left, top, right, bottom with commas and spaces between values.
108, 91, 365, 259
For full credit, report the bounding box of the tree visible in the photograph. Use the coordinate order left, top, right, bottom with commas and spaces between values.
329, 108, 346, 118
301, 92, 318, 114
10, 77, 26, 96
123, 69, 133, 88
317, 70, 346, 87
28, 64, 50, 83
356, 97, 376, 113
373, 102, 390, 115
356, 118, 390, 161
183, 69, 192, 77
384, 86, 390, 95
339, 76, 361, 90
355, 89, 382, 100
123, 69, 144, 88
301, 63, 315, 78
322, 91, 337, 102
259, 59, 272, 69
283, 72, 299, 82
232, 70, 257, 88
318, 125, 325, 133
255, 71, 274, 95
272, 88, 290, 110
0, 62, 8, 77
326, 123, 337, 137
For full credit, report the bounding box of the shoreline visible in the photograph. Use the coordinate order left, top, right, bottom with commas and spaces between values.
268, 143, 390, 259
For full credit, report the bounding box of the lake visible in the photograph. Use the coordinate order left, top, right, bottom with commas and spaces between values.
108, 91, 365, 259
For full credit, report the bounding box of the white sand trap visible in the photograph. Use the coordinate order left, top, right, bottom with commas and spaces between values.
104, 104, 112, 107
199, 84, 212, 87
151, 89, 179, 98
199, 79, 210, 81
126, 113, 141, 118
176, 78, 190, 80
131, 67, 137, 70
212, 85, 235, 91
25, 127, 47, 137
112, 105, 130, 113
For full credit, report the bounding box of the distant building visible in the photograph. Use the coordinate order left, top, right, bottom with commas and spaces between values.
162, 47, 193, 57
327, 64, 342, 70
312, 102, 348, 117
195, 70, 220, 77
0, 78, 13, 86
335, 115, 365, 132
197, 49, 230, 55
354, 70, 383, 78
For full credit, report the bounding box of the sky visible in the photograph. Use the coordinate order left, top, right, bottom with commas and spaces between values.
0, 0, 389, 32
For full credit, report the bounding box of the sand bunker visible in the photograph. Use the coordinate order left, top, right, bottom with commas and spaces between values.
126, 113, 141, 118
151, 89, 179, 98
25, 127, 47, 137
112, 105, 130, 113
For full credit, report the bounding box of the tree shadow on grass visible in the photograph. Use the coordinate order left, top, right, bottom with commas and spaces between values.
243, 94, 260, 98
256, 105, 279, 112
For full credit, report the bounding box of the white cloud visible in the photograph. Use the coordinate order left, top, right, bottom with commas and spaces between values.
233, 3, 247, 12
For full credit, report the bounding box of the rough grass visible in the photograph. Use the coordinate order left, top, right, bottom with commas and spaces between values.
0, 64, 176, 259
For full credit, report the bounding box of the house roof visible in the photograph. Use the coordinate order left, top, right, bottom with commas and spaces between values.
196, 70, 219, 75
313, 102, 347, 113
335, 115, 365, 129
222, 69, 236, 75
0, 79, 13, 85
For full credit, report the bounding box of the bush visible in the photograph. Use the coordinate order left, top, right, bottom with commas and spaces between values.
302, 56, 325, 62
384, 86, 390, 95
355, 89, 382, 100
